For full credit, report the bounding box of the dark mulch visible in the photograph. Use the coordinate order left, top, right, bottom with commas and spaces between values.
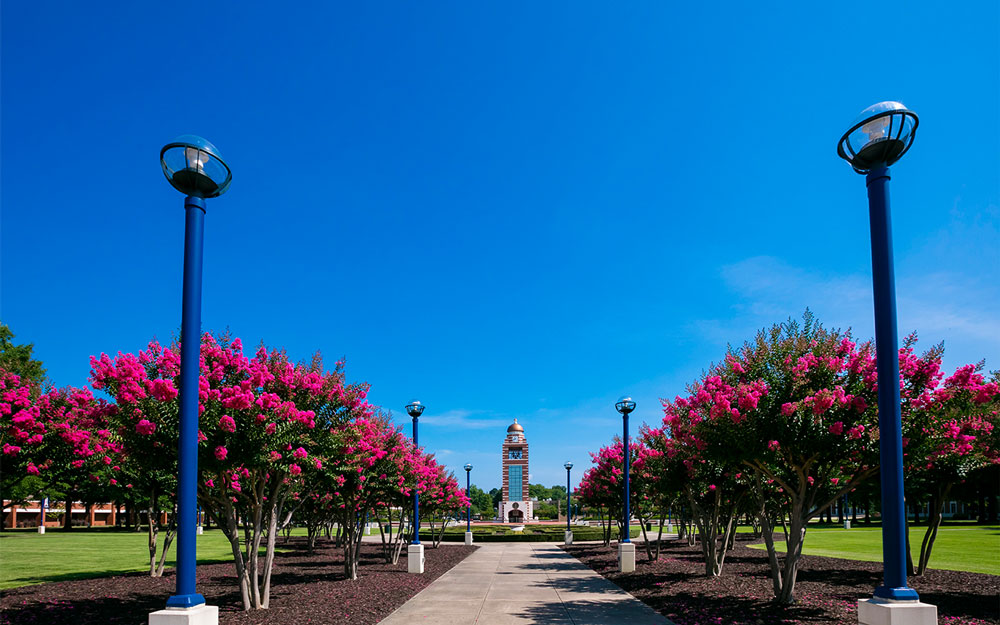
564, 536, 1000, 625
0, 539, 476, 625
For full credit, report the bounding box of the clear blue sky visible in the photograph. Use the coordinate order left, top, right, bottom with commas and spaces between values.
2, 2, 997, 492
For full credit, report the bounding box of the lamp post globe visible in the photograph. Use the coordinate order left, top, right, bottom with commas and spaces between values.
564, 462, 573, 532
838, 103, 928, 616
160, 135, 233, 199
405, 400, 425, 419
464, 463, 473, 532
157, 135, 231, 617
837, 102, 918, 174
615, 396, 635, 544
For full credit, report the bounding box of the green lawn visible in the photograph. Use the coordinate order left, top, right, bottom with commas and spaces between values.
0, 527, 303, 590
746, 525, 1000, 575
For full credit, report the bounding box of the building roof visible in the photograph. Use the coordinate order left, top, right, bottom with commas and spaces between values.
507, 419, 524, 433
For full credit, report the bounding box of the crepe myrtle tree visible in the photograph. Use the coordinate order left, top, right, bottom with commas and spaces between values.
688, 313, 958, 603
319, 409, 415, 579
900, 351, 1000, 575
93, 333, 364, 610
702, 314, 886, 603
91, 341, 184, 572
655, 381, 756, 578
1, 370, 42, 519
417, 458, 471, 547
1, 378, 121, 532
576, 439, 655, 546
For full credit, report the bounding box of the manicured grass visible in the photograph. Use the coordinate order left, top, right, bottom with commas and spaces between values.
746, 524, 1000, 575
0, 527, 303, 590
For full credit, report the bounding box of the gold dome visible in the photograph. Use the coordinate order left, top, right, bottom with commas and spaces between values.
507, 419, 524, 433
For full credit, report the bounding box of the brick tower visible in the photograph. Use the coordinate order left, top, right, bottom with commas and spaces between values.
499, 419, 531, 523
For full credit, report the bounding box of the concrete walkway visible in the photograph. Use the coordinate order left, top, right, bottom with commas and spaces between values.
376, 542, 672, 625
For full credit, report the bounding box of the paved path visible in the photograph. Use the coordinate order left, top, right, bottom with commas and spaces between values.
376, 542, 672, 625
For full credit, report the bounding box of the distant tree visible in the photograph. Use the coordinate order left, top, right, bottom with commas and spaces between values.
489, 487, 502, 511
0, 324, 47, 389
468, 484, 493, 516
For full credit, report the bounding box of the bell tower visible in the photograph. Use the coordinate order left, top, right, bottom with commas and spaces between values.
499, 419, 531, 523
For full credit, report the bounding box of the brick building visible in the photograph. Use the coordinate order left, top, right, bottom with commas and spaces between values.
2, 500, 118, 528
498, 419, 532, 522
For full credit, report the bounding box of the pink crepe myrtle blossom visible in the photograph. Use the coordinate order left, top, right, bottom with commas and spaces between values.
215, 446, 228, 461
218, 415, 237, 433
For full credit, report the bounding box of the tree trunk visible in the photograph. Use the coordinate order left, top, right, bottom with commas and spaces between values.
219, 499, 252, 611
775, 506, 807, 604
147, 497, 160, 576
155, 507, 178, 577
916, 484, 951, 575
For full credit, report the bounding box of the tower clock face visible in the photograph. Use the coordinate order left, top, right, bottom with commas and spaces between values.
509, 449, 522, 459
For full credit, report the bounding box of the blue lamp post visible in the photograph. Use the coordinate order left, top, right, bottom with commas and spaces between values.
405, 400, 425, 544
158, 136, 232, 612
564, 461, 573, 531
615, 396, 636, 542
464, 463, 473, 531
405, 400, 426, 574
615, 397, 636, 572
838, 103, 929, 615
563, 461, 574, 545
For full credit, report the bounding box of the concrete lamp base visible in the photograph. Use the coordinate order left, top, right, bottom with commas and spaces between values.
858, 598, 937, 625
149, 604, 219, 625
464, 531, 473, 545
845, 520, 851, 530
407, 543, 425, 574
196, 526, 204, 535
37, 526, 45, 534
618, 542, 636, 573
564, 530, 573, 545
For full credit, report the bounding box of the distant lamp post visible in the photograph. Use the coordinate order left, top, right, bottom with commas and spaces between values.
464, 463, 474, 545
38, 497, 47, 534
615, 396, 636, 573
563, 462, 574, 545
838, 102, 936, 625
151, 135, 231, 625
405, 400, 426, 574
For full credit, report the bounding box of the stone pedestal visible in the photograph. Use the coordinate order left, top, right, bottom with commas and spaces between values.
858, 598, 937, 625
196, 526, 204, 535
407, 543, 425, 574
464, 531, 473, 545
149, 604, 219, 625
564, 530, 573, 545
618, 542, 636, 573
37, 526, 45, 534
845, 519, 851, 530
666, 523, 673, 534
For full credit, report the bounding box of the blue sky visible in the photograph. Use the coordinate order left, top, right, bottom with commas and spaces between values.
2, 2, 997, 492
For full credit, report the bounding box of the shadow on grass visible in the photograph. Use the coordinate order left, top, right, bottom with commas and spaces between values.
1, 557, 236, 590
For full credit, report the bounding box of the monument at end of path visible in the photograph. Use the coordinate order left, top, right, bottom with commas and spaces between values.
499, 419, 532, 523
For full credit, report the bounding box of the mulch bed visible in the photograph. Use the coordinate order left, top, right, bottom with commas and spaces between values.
0, 539, 476, 625
564, 536, 1000, 625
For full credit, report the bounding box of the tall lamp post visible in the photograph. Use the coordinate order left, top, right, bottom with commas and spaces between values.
615, 396, 636, 573
464, 463, 474, 545
151, 136, 232, 625
837, 102, 936, 625
405, 400, 426, 574
563, 462, 574, 545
